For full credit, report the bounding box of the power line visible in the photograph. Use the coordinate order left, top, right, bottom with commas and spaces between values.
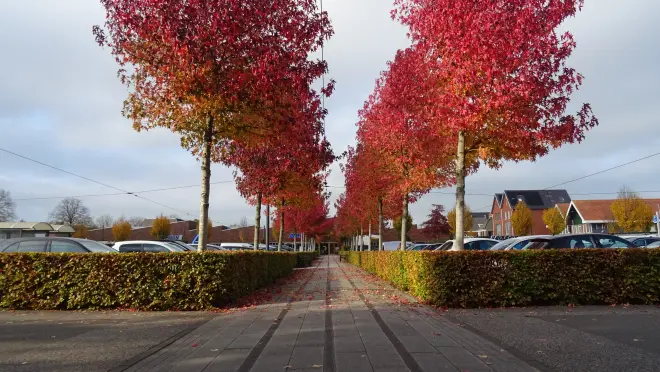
1, 147, 131, 194
0, 147, 225, 223
14, 181, 235, 201
542, 152, 660, 190
472, 151, 660, 211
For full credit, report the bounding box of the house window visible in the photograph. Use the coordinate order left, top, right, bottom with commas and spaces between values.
505, 222, 511, 235
496, 224, 501, 235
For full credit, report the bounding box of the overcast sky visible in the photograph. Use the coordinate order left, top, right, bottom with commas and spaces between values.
1, 0, 659, 226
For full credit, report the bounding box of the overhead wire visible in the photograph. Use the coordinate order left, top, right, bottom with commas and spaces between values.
0, 147, 227, 224
472, 151, 660, 211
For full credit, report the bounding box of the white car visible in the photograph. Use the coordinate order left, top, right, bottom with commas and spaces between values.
113, 240, 187, 253
434, 238, 499, 251
503, 235, 551, 250
489, 235, 550, 251
220, 242, 253, 251
187, 243, 228, 251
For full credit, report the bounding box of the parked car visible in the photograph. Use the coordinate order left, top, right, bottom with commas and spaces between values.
488, 237, 518, 251
503, 235, 551, 251
113, 240, 187, 253
411, 243, 443, 251
408, 244, 431, 251
645, 240, 660, 248
521, 234, 635, 250
220, 242, 253, 251
382, 241, 413, 251
0, 237, 116, 253
627, 237, 660, 247
434, 238, 499, 251
187, 243, 228, 251
162, 240, 193, 251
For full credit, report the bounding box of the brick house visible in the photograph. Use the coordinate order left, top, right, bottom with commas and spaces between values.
491, 190, 571, 236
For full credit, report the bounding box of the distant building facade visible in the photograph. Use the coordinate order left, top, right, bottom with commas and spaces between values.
491, 190, 571, 236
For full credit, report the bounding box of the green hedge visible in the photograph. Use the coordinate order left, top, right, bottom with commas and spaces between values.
295, 252, 319, 268
346, 250, 660, 308
0, 251, 302, 310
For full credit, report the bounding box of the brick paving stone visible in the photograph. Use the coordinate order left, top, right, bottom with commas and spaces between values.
336, 352, 373, 372
112, 256, 540, 372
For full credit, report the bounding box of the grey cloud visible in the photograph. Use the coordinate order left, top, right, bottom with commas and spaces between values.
1, 0, 659, 227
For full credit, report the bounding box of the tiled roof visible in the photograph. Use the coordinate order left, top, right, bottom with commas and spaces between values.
471, 213, 489, 231
571, 199, 660, 222
495, 193, 503, 207
556, 203, 570, 217
504, 190, 571, 210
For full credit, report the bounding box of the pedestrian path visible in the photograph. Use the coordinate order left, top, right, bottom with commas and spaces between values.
118, 255, 539, 372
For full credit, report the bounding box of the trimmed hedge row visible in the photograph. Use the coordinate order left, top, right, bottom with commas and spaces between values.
0, 251, 315, 310
345, 250, 660, 308
295, 252, 319, 268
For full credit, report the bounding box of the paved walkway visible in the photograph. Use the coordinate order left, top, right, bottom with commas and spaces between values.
117, 255, 538, 372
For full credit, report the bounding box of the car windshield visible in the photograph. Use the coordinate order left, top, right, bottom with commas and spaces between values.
522, 240, 548, 250
489, 238, 518, 251
436, 241, 453, 250
77, 240, 116, 252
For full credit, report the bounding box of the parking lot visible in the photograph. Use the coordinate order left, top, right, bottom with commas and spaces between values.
448, 306, 660, 372
0, 311, 210, 372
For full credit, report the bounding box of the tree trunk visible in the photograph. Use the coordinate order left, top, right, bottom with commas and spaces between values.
253, 193, 262, 251
265, 204, 270, 251
278, 209, 284, 252
368, 220, 372, 251
454, 130, 466, 251
293, 233, 297, 251
197, 115, 214, 252
400, 194, 409, 251
360, 225, 363, 251
378, 197, 384, 251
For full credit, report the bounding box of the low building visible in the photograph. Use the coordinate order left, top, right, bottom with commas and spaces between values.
491, 190, 571, 236
564, 199, 660, 234
88, 220, 198, 242
0, 222, 74, 239
49, 225, 76, 237
470, 212, 491, 237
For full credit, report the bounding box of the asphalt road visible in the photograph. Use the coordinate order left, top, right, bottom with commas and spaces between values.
0, 311, 211, 372
447, 305, 660, 372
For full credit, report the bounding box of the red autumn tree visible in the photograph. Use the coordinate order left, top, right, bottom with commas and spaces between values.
421, 204, 450, 242
392, 0, 599, 249
220, 77, 334, 251
357, 48, 454, 250
95, 0, 332, 251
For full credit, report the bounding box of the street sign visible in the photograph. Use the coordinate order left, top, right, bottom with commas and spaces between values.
288, 233, 302, 239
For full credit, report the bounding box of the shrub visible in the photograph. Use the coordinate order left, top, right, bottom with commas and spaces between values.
0, 251, 298, 310
346, 249, 660, 308
295, 252, 319, 268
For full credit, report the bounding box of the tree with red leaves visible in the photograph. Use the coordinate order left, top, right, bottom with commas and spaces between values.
274, 190, 331, 252
94, 0, 332, 250
421, 204, 450, 242
392, 0, 598, 250
357, 48, 454, 250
